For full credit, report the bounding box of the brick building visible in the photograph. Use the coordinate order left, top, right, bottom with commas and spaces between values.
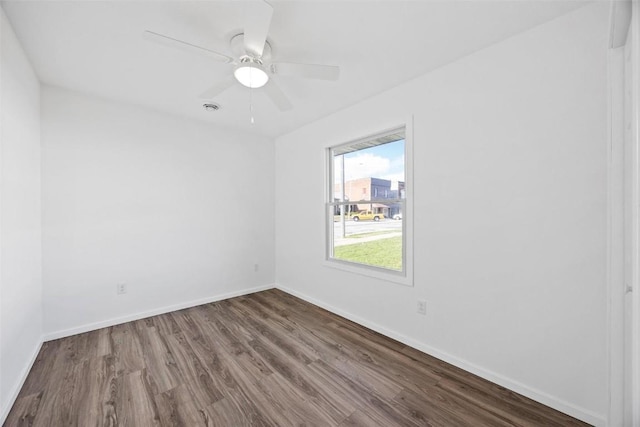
334, 177, 404, 218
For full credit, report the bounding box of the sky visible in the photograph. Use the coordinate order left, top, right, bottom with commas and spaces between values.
335, 139, 405, 186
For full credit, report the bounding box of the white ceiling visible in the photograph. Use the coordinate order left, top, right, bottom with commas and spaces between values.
2, 0, 587, 138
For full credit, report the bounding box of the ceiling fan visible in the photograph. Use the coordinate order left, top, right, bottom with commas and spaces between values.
143, 0, 340, 112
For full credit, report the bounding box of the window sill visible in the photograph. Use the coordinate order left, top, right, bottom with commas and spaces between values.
323, 258, 413, 287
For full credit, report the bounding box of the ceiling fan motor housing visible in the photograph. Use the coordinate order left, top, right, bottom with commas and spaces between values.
230, 33, 272, 61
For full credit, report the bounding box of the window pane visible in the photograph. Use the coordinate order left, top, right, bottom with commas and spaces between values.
330, 202, 404, 271
329, 133, 405, 272
333, 139, 405, 203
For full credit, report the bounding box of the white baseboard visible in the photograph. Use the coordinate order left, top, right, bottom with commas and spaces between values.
44, 284, 275, 341
275, 284, 606, 427
1, 338, 44, 425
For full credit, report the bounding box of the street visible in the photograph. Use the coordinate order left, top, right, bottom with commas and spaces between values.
333, 218, 402, 247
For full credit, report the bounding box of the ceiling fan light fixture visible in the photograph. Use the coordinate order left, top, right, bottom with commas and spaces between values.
234, 60, 269, 89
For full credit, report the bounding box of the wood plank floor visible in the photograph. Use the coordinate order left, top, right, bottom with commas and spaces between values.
5, 289, 590, 426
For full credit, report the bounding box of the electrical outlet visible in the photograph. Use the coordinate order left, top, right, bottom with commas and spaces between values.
117, 283, 127, 295
417, 300, 427, 315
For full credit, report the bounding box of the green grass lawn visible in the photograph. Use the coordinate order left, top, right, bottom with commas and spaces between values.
333, 236, 402, 271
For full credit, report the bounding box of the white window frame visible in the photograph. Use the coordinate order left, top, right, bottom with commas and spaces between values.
324, 121, 414, 287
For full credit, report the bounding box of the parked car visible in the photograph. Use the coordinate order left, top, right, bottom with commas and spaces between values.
349, 210, 384, 221
392, 213, 403, 220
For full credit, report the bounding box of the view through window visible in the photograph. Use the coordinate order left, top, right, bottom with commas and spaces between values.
328, 128, 406, 273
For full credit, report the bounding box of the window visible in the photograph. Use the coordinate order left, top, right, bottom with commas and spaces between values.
326, 125, 412, 284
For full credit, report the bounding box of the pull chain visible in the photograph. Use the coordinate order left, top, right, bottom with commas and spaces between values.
250, 87, 254, 125
249, 66, 255, 125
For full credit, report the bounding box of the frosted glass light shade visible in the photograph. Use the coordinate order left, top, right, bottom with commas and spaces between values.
234, 62, 269, 88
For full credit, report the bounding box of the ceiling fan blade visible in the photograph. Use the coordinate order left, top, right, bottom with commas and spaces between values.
263, 80, 292, 111
243, 0, 273, 58
270, 62, 340, 81
143, 30, 233, 63
199, 77, 236, 99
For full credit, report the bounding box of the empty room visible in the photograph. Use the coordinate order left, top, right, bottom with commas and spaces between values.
1, 0, 639, 426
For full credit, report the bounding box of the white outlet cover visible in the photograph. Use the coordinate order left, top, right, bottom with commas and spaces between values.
417, 300, 427, 315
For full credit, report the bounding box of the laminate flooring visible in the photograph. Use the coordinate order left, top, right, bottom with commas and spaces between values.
5, 289, 590, 426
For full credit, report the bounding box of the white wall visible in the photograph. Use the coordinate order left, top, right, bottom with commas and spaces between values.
275, 4, 608, 425
629, 2, 640, 425
0, 7, 43, 422
41, 86, 275, 337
